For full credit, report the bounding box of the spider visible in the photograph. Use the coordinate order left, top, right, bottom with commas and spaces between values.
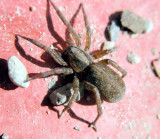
15, 0, 127, 131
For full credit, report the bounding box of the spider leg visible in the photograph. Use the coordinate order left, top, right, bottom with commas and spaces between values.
25, 67, 73, 82
49, 0, 81, 47
59, 76, 79, 118
81, 3, 91, 52
99, 59, 127, 78
65, 4, 81, 46
93, 46, 119, 59
83, 81, 103, 132
15, 34, 67, 66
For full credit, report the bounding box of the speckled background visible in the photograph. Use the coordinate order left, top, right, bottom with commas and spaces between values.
0, 0, 160, 138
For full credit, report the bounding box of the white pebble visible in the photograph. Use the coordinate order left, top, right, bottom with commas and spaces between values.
127, 53, 141, 64
1, 133, 9, 139
102, 41, 115, 50
8, 56, 30, 88
74, 126, 81, 131
48, 77, 57, 89
143, 19, 153, 33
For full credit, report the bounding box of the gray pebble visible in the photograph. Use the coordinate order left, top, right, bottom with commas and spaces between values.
102, 41, 115, 50
107, 21, 120, 42
46, 111, 50, 115
1, 133, 9, 139
127, 53, 141, 64
73, 126, 81, 131
152, 48, 157, 55
143, 19, 153, 33
156, 114, 160, 119
29, 6, 36, 12
121, 10, 146, 34
49, 83, 84, 106
8, 56, 30, 88
48, 77, 57, 89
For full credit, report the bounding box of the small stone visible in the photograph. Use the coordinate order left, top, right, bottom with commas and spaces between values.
8, 56, 30, 88
73, 126, 81, 131
48, 77, 57, 89
152, 48, 157, 55
102, 41, 115, 50
143, 19, 153, 33
121, 10, 146, 34
30, 48, 33, 51
130, 33, 140, 38
152, 59, 160, 78
49, 83, 84, 106
156, 114, 160, 119
29, 6, 36, 12
147, 135, 151, 139
9, 18, 12, 22
1, 133, 9, 139
106, 20, 120, 42
46, 111, 50, 115
127, 53, 141, 64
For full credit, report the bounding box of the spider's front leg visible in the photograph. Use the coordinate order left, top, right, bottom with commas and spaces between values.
59, 76, 80, 118
25, 68, 73, 82
15, 34, 67, 66
83, 81, 103, 132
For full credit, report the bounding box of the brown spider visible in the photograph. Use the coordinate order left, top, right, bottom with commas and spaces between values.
16, 0, 127, 131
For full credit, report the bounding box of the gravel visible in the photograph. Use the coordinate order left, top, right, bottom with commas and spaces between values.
127, 53, 141, 64
8, 56, 30, 88
49, 83, 84, 106
1, 133, 9, 139
121, 10, 146, 34
106, 20, 120, 42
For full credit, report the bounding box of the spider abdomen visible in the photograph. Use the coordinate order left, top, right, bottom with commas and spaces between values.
85, 63, 126, 103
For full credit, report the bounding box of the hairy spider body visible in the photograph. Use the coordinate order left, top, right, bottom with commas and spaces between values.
63, 46, 93, 72
16, 0, 127, 132
63, 46, 125, 102
85, 63, 125, 103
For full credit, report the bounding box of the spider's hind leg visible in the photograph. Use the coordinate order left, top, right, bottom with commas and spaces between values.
59, 76, 79, 118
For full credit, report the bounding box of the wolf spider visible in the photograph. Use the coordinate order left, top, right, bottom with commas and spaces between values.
16, 0, 127, 131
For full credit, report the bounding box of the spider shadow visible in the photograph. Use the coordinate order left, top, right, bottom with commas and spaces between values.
46, 0, 67, 51
0, 58, 18, 90
15, 36, 59, 69
41, 83, 94, 125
